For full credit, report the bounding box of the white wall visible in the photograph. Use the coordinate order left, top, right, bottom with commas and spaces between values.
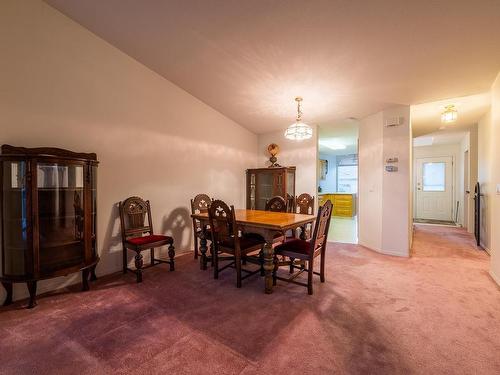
257, 127, 318, 200
318, 153, 336, 193
0, 0, 258, 301
359, 106, 411, 257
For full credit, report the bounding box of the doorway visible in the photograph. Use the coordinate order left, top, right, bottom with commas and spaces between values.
463, 150, 469, 231
415, 156, 454, 222
318, 121, 359, 243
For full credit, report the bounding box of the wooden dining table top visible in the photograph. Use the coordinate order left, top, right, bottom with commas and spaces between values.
191, 209, 315, 230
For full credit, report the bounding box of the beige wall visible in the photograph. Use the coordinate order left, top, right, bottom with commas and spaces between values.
478, 72, 500, 286
0, 0, 258, 301
359, 106, 411, 257
358, 112, 384, 251
489, 74, 500, 285
257, 127, 318, 203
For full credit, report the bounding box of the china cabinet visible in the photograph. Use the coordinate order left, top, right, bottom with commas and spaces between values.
246, 167, 296, 210
0, 145, 99, 308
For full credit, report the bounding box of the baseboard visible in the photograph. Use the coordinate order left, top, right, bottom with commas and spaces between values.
376, 248, 409, 257
358, 241, 409, 258
489, 269, 500, 287
479, 243, 491, 255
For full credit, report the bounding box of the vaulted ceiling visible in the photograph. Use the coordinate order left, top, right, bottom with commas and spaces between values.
46, 0, 500, 134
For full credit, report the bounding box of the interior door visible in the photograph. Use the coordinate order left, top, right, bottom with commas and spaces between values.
416, 156, 453, 221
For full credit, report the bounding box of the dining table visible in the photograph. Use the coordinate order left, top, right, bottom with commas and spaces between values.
191, 209, 316, 294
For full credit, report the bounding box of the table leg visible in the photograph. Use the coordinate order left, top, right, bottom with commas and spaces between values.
199, 230, 208, 270
263, 238, 274, 294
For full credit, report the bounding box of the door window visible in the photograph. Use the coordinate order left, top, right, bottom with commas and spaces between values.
422, 162, 446, 192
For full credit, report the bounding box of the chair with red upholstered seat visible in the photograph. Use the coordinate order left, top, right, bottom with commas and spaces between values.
208, 200, 265, 288
119, 196, 175, 283
273, 200, 332, 295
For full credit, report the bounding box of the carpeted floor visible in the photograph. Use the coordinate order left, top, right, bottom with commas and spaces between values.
1, 225, 499, 374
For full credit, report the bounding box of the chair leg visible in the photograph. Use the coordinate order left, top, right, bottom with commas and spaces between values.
122, 248, 127, 274
308, 258, 314, 295
135, 252, 143, 283
194, 234, 199, 259
150, 248, 155, 266
236, 253, 242, 288
289, 257, 295, 273
320, 253, 326, 283
168, 244, 175, 271
210, 243, 214, 267
213, 246, 219, 279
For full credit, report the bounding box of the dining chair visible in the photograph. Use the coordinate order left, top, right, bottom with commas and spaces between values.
295, 193, 315, 239
272, 200, 333, 295
190, 193, 212, 260
265, 195, 287, 212
286, 193, 296, 213
208, 199, 265, 288
119, 196, 175, 283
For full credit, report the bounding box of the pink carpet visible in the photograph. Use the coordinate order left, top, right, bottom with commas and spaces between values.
1, 225, 499, 374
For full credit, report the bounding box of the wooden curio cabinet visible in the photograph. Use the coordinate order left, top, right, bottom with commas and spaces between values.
0, 145, 99, 308
246, 167, 296, 210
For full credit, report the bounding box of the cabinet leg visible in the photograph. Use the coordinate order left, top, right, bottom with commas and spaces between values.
2, 282, 13, 306
90, 265, 97, 281
82, 269, 90, 291
27, 281, 37, 309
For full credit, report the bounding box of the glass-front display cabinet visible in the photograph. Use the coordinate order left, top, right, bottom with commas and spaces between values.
0, 145, 99, 308
246, 167, 296, 210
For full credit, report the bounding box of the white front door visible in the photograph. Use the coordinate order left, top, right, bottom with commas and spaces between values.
416, 156, 453, 221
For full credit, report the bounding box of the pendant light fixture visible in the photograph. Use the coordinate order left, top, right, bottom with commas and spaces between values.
441, 105, 458, 123
284, 97, 313, 140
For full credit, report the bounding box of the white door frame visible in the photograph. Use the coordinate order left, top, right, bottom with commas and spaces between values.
415, 156, 455, 221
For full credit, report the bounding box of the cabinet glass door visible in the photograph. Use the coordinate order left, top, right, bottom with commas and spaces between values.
257, 172, 273, 210
286, 170, 295, 196
37, 162, 85, 274
91, 165, 97, 257
2, 160, 28, 276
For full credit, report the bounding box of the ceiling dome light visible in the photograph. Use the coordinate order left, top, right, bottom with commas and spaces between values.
441, 105, 458, 123
284, 97, 313, 141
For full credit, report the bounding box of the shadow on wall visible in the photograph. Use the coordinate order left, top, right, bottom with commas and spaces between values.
98, 202, 193, 275
99, 202, 123, 274
161, 207, 192, 254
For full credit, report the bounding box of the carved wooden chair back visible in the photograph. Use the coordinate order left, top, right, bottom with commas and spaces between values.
296, 193, 315, 215
286, 193, 296, 213
119, 196, 153, 242
309, 200, 333, 258
208, 199, 236, 246
265, 196, 287, 212
190, 193, 212, 231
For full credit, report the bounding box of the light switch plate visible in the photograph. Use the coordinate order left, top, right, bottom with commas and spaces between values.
496, 184, 500, 195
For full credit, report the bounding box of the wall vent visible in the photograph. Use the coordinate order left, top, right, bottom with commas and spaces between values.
384, 117, 404, 127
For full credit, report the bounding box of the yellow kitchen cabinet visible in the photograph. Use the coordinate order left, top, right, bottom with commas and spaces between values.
318, 193, 356, 217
